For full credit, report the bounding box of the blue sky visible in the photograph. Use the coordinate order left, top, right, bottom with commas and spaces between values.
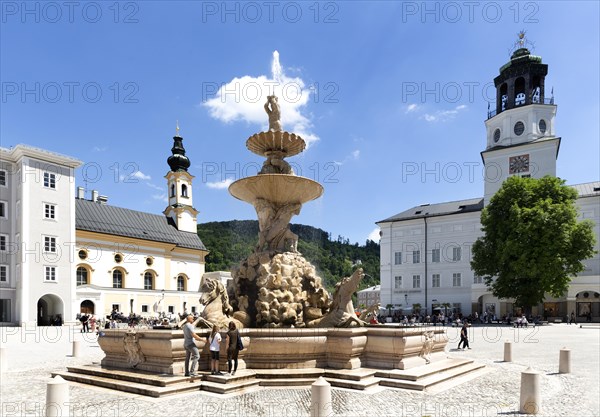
2, 1, 599, 245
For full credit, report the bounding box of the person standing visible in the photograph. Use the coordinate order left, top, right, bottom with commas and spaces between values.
208, 324, 223, 375
182, 315, 203, 377
457, 322, 470, 350
225, 321, 240, 376
570, 311, 577, 325
80, 314, 89, 333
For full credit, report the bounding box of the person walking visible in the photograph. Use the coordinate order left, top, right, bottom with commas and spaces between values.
208, 324, 223, 375
182, 315, 203, 377
225, 321, 240, 376
457, 322, 470, 350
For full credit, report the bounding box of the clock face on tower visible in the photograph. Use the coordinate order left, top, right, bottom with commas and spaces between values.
509, 154, 530, 174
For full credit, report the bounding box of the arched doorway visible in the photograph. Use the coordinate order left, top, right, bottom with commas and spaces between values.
80, 300, 95, 315
37, 294, 64, 326
575, 291, 600, 322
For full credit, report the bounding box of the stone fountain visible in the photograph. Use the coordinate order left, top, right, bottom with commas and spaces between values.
228, 94, 331, 328
56, 97, 487, 397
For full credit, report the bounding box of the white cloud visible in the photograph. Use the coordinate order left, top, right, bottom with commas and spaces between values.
152, 193, 168, 203
351, 150, 360, 160
133, 171, 151, 181
367, 227, 380, 242
203, 51, 319, 148
405, 104, 419, 113
92, 146, 107, 152
146, 182, 163, 191
206, 178, 234, 189
420, 105, 468, 123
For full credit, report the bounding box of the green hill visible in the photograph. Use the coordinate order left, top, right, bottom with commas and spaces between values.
197, 220, 380, 292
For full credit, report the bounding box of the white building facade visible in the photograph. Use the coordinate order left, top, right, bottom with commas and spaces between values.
378, 46, 600, 320
0, 145, 82, 324
0, 133, 209, 325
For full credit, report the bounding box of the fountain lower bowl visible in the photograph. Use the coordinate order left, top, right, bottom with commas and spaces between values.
229, 174, 323, 205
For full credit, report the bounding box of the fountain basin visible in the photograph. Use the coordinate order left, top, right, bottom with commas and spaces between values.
97, 327, 448, 375
229, 174, 324, 205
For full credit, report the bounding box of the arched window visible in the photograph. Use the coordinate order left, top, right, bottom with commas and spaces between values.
144, 272, 154, 290
181, 184, 188, 197
76, 267, 88, 286
113, 270, 123, 288
514, 77, 526, 106
177, 275, 186, 291
170, 184, 175, 197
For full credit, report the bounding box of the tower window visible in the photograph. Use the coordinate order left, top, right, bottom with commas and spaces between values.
181, 184, 188, 197
514, 121, 525, 136
539, 119, 547, 134
514, 77, 526, 106
170, 184, 175, 197
493, 129, 501, 143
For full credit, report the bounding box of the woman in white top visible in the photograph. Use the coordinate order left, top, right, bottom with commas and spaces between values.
208, 324, 223, 375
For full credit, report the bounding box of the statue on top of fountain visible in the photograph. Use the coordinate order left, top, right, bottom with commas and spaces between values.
264, 95, 282, 132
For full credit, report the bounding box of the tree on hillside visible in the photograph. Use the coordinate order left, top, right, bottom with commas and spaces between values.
471, 176, 596, 313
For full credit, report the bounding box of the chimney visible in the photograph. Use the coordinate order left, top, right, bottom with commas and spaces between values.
97, 195, 109, 205
77, 186, 85, 199
91, 190, 98, 202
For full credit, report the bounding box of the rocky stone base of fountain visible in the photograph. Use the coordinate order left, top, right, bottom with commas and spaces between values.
232, 251, 331, 328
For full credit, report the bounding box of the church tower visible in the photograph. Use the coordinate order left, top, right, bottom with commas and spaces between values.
482, 32, 560, 204
163, 126, 199, 233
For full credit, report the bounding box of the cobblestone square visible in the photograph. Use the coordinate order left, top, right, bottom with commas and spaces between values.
1, 323, 598, 416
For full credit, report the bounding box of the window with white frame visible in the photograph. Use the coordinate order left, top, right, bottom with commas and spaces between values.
413, 274, 421, 288
76, 267, 88, 286
473, 275, 483, 284
453, 273, 462, 287
177, 275, 186, 291
141, 305, 149, 313
452, 247, 462, 262
168, 306, 175, 313
191, 306, 197, 313
44, 266, 56, 282
43, 236, 57, 252
432, 248, 440, 263
43, 172, 56, 189
44, 203, 56, 219
394, 251, 402, 265
413, 250, 420, 264
0, 201, 6, 218
394, 276, 402, 289
0, 235, 7, 251
112, 304, 120, 312
0, 170, 6, 186
432, 274, 440, 288
144, 272, 154, 290
0, 265, 8, 282
113, 270, 123, 288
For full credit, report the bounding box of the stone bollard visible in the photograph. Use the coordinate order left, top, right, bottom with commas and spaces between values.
520, 366, 541, 414
559, 347, 571, 374
311, 376, 333, 417
46, 375, 70, 417
504, 340, 512, 362
72, 341, 81, 358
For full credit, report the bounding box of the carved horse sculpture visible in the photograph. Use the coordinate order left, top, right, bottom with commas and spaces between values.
359, 302, 381, 321
196, 276, 244, 330
309, 268, 367, 328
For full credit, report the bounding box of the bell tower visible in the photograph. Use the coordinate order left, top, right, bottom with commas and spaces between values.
163, 124, 199, 233
482, 32, 561, 204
